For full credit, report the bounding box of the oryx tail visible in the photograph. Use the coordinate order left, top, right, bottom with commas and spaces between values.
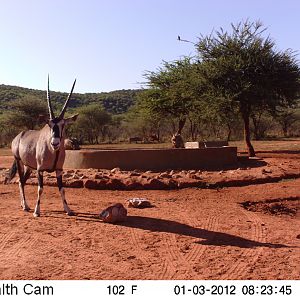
4, 159, 17, 184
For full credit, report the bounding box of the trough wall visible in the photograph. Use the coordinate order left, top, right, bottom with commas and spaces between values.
64, 147, 237, 171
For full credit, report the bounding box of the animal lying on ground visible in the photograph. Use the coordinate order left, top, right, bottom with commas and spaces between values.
64, 137, 80, 150
5, 76, 78, 217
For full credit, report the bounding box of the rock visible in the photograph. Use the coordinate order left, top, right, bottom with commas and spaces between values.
84, 179, 108, 189
127, 198, 152, 208
189, 174, 201, 180
159, 172, 172, 179
65, 180, 84, 188
177, 180, 203, 189
188, 170, 197, 175
95, 175, 110, 180
129, 172, 141, 177
123, 179, 143, 190
47, 180, 58, 187
107, 178, 126, 190
164, 179, 178, 189
143, 178, 168, 190
172, 174, 182, 179
111, 167, 121, 173
94, 174, 104, 179
71, 174, 81, 180
127, 255, 136, 260
99, 203, 127, 223
63, 173, 73, 179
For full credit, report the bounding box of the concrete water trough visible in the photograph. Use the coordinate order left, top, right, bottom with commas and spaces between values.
64, 147, 238, 171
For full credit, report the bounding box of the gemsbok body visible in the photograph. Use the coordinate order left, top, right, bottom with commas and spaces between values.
5, 76, 78, 217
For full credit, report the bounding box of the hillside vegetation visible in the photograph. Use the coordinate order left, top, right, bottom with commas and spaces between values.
0, 84, 139, 114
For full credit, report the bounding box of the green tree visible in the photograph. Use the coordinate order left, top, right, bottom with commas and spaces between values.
68, 104, 112, 144
196, 20, 300, 156
143, 57, 202, 137
0, 114, 19, 146
0, 95, 48, 145
105, 114, 125, 143
273, 108, 299, 137
6, 95, 48, 130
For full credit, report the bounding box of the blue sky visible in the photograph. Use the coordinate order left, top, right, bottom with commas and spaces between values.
0, 0, 299, 93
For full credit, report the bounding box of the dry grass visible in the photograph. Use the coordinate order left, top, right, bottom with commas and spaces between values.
229, 138, 300, 152
0, 138, 299, 156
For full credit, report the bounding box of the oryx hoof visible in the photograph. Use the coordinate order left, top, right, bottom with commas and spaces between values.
23, 206, 30, 212
33, 212, 40, 217
66, 210, 75, 216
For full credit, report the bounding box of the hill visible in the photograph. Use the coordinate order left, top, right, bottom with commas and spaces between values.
0, 84, 140, 114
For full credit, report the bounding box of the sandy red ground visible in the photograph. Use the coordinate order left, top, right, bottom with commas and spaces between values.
0, 154, 299, 280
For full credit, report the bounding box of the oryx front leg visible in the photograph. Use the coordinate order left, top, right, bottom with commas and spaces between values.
56, 170, 74, 216
33, 171, 43, 217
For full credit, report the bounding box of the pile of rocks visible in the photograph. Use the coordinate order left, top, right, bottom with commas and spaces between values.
1, 157, 300, 190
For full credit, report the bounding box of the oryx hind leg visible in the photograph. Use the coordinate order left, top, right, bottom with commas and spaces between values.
16, 160, 31, 211
56, 170, 74, 216
33, 171, 43, 217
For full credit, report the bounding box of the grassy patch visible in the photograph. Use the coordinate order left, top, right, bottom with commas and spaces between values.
229, 138, 300, 152
1, 138, 299, 156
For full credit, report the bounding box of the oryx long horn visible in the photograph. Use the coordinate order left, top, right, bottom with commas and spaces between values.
58, 79, 76, 119
47, 75, 55, 119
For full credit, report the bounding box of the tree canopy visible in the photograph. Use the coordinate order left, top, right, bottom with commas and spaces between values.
67, 104, 112, 144
140, 20, 300, 154
196, 20, 300, 155
142, 57, 205, 135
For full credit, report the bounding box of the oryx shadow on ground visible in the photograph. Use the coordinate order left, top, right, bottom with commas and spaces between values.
118, 215, 290, 249
44, 211, 291, 249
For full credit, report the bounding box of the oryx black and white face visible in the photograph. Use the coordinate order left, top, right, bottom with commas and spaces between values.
48, 115, 78, 151
46, 76, 78, 151
48, 118, 65, 151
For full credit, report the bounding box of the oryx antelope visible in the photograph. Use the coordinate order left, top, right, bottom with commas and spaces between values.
5, 76, 78, 217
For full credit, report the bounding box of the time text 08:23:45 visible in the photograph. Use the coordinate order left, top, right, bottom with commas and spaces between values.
173, 284, 293, 296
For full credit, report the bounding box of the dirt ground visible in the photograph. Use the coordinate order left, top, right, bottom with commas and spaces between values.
0, 153, 299, 280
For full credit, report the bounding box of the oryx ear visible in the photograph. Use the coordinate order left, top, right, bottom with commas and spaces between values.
64, 114, 79, 124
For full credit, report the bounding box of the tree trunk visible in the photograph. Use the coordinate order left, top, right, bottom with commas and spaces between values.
156, 129, 160, 142
251, 115, 259, 140
188, 116, 197, 141
282, 122, 288, 138
226, 123, 232, 142
242, 112, 256, 157
177, 118, 186, 135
